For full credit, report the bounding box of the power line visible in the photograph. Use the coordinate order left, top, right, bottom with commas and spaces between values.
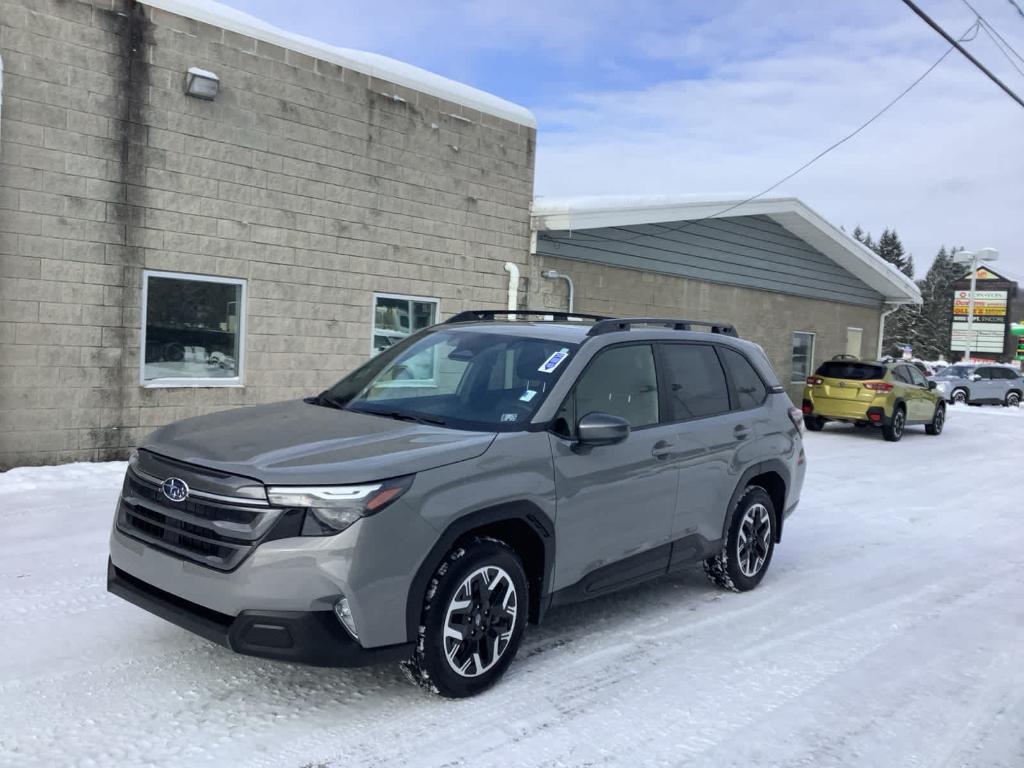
961, 0, 1024, 70
978, 22, 1024, 76
1007, 0, 1024, 20
901, 0, 1024, 108
548, 22, 979, 248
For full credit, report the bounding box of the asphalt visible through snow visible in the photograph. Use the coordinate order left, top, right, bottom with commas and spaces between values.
1, 404, 1022, 768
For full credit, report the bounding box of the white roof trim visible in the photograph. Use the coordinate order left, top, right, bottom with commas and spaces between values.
139, 0, 536, 128
531, 195, 921, 305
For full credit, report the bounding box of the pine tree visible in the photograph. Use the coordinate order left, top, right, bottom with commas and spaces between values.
912, 246, 963, 359
875, 228, 913, 278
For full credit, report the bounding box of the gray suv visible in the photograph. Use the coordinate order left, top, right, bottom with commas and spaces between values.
107, 311, 806, 697
933, 363, 1023, 406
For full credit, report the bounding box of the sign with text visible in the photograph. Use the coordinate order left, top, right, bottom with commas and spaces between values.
950, 289, 1008, 353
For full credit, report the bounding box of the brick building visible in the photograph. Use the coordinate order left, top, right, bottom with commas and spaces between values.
530, 197, 922, 403
0, 0, 536, 467
0, 2, 922, 468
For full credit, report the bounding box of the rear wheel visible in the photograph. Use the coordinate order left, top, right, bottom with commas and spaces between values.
1006, 391, 1021, 408
704, 486, 776, 592
404, 538, 528, 698
950, 388, 968, 405
926, 403, 945, 435
803, 415, 825, 431
882, 406, 905, 442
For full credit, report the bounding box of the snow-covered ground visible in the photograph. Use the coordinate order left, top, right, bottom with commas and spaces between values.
1, 405, 1022, 768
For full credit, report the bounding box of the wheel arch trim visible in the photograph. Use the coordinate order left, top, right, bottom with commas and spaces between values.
722, 460, 791, 543
404, 502, 555, 641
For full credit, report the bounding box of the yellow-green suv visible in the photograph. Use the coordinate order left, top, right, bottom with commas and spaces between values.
801, 359, 945, 442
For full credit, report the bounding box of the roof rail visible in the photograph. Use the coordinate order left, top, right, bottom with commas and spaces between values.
587, 317, 738, 337
445, 309, 609, 324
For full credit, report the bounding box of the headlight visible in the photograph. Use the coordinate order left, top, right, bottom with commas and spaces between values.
267, 475, 414, 535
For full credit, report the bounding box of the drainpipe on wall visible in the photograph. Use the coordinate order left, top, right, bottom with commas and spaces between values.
542, 270, 575, 313
877, 303, 900, 358
503, 262, 520, 312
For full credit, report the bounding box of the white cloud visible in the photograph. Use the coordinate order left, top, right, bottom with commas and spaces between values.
535, 0, 1024, 280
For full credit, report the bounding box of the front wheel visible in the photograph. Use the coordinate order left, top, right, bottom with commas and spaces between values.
882, 406, 906, 442
950, 388, 968, 405
926, 403, 945, 435
404, 538, 528, 698
704, 486, 776, 592
1006, 391, 1021, 408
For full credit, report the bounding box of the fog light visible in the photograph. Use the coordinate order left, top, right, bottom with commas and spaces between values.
334, 596, 358, 639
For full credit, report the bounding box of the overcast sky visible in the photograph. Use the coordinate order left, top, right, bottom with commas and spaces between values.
225, 0, 1024, 281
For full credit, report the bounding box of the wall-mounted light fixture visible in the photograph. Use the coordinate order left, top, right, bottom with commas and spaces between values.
185, 67, 219, 100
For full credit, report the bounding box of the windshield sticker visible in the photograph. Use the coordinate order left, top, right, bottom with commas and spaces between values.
519, 389, 537, 402
500, 413, 519, 423
538, 348, 570, 374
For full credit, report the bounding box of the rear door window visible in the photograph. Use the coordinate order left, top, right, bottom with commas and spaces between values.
659, 343, 730, 421
719, 347, 767, 410
815, 361, 887, 380
892, 366, 913, 384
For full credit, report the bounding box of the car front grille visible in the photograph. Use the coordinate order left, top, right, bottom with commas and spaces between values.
117, 469, 282, 572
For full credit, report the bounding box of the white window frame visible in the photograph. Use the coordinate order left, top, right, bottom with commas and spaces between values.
791, 331, 816, 384
370, 292, 440, 387
140, 269, 247, 388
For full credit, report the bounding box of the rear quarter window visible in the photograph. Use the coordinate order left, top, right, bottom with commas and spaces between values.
719, 347, 767, 409
815, 361, 887, 380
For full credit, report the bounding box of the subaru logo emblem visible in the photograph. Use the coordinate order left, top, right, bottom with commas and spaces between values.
162, 477, 189, 503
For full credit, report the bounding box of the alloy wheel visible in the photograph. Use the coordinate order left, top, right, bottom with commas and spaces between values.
442, 565, 518, 678
893, 409, 905, 438
952, 390, 967, 404
1009, 393, 1021, 407
933, 408, 944, 433
736, 503, 772, 578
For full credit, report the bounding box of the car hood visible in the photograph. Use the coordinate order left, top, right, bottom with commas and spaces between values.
142, 399, 497, 486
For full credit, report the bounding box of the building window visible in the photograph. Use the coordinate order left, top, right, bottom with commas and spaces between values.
372, 294, 439, 380
141, 271, 245, 387
791, 331, 815, 383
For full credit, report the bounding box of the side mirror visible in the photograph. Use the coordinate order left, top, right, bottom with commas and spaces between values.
576, 412, 630, 446
969, 373, 981, 381
928, 381, 937, 390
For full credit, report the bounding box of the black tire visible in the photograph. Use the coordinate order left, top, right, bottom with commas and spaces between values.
704, 486, 776, 593
925, 403, 945, 435
1005, 391, 1021, 408
803, 415, 826, 431
882, 405, 906, 442
950, 388, 968, 405
403, 538, 528, 698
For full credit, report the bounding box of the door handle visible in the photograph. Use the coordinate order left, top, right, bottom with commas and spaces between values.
651, 440, 675, 459
733, 424, 751, 440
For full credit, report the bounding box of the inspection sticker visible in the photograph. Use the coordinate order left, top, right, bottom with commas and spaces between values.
519, 389, 538, 402
500, 413, 519, 422
538, 348, 570, 373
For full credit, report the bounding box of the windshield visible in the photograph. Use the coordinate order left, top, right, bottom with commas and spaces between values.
324, 329, 579, 431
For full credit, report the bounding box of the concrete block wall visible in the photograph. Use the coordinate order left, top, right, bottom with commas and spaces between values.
530, 254, 883, 403
0, 0, 535, 467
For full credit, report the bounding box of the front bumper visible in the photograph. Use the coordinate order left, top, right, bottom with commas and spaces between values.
107, 559, 413, 667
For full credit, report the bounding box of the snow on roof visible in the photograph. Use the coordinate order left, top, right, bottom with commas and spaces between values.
139, 0, 536, 128
531, 195, 922, 305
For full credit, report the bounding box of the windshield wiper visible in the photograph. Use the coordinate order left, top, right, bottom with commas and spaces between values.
306, 390, 344, 410
369, 409, 448, 426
